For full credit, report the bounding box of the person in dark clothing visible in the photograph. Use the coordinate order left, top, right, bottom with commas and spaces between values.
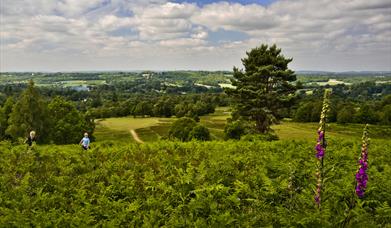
25, 131, 36, 146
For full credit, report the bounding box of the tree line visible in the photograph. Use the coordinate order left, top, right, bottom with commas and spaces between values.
0, 81, 94, 144
293, 94, 391, 125
86, 94, 228, 120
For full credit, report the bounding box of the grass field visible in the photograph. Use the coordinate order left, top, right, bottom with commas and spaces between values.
94, 107, 391, 143
94, 117, 173, 142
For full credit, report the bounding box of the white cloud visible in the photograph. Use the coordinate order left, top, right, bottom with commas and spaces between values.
1, 0, 390, 71
192, 2, 279, 31
140, 2, 197, 19
98, 15, 135, 31
131, 2, 198, 40
159, 38, 206, 47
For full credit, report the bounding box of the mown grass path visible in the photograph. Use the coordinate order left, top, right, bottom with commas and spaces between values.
130, 129, 144, 144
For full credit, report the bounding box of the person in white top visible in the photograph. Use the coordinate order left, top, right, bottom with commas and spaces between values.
80, 132, 90, 150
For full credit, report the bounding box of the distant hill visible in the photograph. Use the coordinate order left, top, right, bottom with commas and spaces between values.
297, 70, 391, 76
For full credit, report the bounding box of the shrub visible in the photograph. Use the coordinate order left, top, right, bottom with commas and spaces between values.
224, 120, 248, 140
189, 125, 210, 141
168, 117, 197, 141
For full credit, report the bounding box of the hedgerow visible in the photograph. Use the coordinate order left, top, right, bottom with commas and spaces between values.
0, 139, 390, 226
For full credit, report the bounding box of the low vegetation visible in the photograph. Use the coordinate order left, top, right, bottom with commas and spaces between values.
1, 139, 390, 226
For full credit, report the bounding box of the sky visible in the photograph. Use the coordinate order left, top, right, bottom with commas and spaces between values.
0, 0, 390, 72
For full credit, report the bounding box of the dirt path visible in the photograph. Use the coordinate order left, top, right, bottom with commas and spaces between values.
130, 129, 144, 144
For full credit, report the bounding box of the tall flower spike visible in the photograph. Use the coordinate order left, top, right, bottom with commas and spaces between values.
315, 90, 330, 160
356, 124, 369, 198
314, 89, 331, 208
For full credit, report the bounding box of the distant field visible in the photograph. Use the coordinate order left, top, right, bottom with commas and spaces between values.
94, 107, 230, 142
272, 121, 391, 141
94, 117, 172, 142
95, 107, 391, 143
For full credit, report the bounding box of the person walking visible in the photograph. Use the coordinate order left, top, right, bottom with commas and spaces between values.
25, 131, 36, 147
80, 132, 90, 150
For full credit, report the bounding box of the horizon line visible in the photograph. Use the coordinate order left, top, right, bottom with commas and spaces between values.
1, 70, 391, 74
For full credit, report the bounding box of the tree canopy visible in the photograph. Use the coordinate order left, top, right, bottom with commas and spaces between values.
6, 80, 50, 143
225, 44, 296, 133
2, 81, 95, 144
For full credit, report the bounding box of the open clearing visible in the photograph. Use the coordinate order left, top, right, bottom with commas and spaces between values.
95, 107, 391, 143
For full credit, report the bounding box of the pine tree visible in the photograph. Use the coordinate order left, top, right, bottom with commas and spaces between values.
225, 44, 296, 133
6, 80, 50, 143
0, 97, 14, 140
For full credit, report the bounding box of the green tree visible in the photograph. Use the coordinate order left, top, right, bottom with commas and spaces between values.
381, 105, 391, 125
6, 81, 50, 143
0, 97, 14, 140
189, 125, 210, 141
294, 102, 313, 122
224, 119, 250, 140
133, 101, 153, 117
337, 105, 356, 124
381, 94, 391, 106
355, 104, 378, 124
153, 98, 174, 117
48, 97, 93, 144
225, 44, 296, 133
168, 117, 197, 141
174, 103, 188, 118
309, 101, 322, 122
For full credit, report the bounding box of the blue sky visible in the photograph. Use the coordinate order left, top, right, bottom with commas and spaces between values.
0, 0, 390, 71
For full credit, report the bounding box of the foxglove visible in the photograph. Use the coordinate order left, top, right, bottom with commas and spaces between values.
314, 89, 331, 208
356, 124, 369, 198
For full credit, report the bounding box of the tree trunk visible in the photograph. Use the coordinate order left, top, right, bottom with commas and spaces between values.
255, 115, 269, 133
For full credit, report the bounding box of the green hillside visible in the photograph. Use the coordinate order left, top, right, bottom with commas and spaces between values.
1, 139, 390, 227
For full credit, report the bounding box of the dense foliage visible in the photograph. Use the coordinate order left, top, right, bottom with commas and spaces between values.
0, 139, 390, 226
5, 81, 51, 143
168, 117, 210, 141
226, 44, 296, 133
0, 82, 94, 144
86, 94, 224, 120
294, 94, 391, 125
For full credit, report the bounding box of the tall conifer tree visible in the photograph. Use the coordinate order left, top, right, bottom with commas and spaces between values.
6, 80, 50, 142
0, 97, 14, 139
226, 44, 296, 133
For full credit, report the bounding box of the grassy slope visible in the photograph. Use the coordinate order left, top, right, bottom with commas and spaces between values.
95, 107, 391, 142
94, 118, 172, 142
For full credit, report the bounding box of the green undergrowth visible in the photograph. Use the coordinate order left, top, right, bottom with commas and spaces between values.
0, 139, 390, 227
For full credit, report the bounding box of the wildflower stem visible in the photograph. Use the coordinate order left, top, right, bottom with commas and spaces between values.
314, 89, 331, 209
355, 124, 369, 198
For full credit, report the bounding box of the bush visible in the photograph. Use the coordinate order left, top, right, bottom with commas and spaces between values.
189, 125, 210, 141
224, 120, 250, 140
168, 117, 197, 141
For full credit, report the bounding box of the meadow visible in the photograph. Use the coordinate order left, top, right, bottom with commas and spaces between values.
94, 107, 391, 143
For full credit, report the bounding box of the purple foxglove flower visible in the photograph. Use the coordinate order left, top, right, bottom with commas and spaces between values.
355, 125, 369, 198
313, 89, 331, 207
